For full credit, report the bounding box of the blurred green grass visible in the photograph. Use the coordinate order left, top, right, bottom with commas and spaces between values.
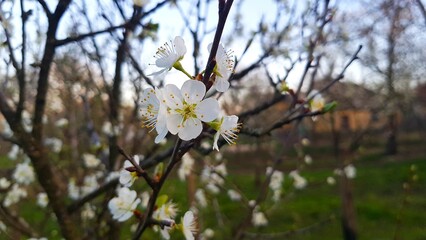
1, 133, 425, 239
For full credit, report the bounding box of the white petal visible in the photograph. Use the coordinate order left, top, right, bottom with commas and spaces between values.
178, 118, 202, 141
167, 114, 183, 135
196, 98, 219, 122
213, 132, 220, 151
155, 107, 168, 143
148, 68, 167, 76
183, 211, 194, 225
119, 171, 131, 186
117, 212, 133, 222
181, 80, 205, 104
174, 36, 187, 57
164, 84, 183, 109
221, 115, 239, 130
155, 53, 178, 68
155, 117, 169, 143
214, 78, 230, 92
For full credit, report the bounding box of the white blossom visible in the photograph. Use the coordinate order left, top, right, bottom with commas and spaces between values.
200, 228, 215, 239
214, 163, 227, 177
44, 137, 63, 153
178, 153, 194, 181
7, 144, 20, 160
119, 156, 140, 187
195, 189, 207, 208
55, 118, 69, 127
68, 178, 80, 200
81, 203, 96, 220
208, 43, 234, 92
269, 170, 284, 191
3, 184, 27, 207
140, 87, 168, 143
333, 168, 343, 176
154, 201, 178, 220
108, 187, 141, 222
272, 189, 282, 202
102, 121, 120, 136
81, 174, 99, 196
308, 90, 325, 113
344, 164, 356, 179
301, 138, 310, 146
0, 177, 11, 189
181, 211, 197, 240
304, 154, 313, 165
37, 193, 49, 208
252, 207, 268, 227
151, 36, 187, 76
289, 170, 307, 189
105, 171, 120, 182
163, 80, 219, 141
327, 176, 336, 185
21, 110, 32, 132
1, 120, 13, 138
13, 162, 35, 185
205, 183, 220, 195
153, 201, 178, 239
0, 220, 6, 232
212, 115, 240, 151
83, 153, 101, 168
227, 189, 242, 201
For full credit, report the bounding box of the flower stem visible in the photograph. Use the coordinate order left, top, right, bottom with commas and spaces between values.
173, 61, 193, 79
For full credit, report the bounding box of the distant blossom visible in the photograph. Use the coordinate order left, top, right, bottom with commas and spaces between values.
13, 162, 35, 185
108, 187, 141, 222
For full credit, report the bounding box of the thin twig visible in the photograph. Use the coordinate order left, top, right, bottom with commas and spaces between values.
117, 146, 155, 189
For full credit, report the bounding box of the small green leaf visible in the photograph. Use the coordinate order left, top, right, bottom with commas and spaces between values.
323, 101, 338, 113
156, 194, 168, 207
154, 162, 164, 178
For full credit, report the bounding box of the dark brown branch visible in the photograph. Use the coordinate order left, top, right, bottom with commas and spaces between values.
240, 45, 362, 137
37, 0, 52, 18
134, 138, 184, 239
33, 0, 72, 140
54, 24, 126, 47
239, 93, 287, 121
202, 0, 234, 87
17, 0, 27, 123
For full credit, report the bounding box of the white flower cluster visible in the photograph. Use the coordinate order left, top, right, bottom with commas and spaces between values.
67, 173, 102, 200
289, 170, 308, 190
3, 184, 27, 207
251, 206, 268, 227
13, 162, 35, 185
142, 36, 240, 150
334, 164, 356, 179
200, 162, 227, 196
267, 167, 284, 202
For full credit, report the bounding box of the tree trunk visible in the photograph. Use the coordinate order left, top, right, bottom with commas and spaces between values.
330, 114, 358, 240
385, 113, 398, 155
